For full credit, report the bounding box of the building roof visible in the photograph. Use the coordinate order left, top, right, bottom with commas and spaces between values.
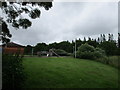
3, 42, 25, 48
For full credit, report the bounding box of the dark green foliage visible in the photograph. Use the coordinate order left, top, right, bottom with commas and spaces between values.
98, 41, 117, 56
38, 2, 53, 10
76, 43, 105, 59
21, 7, 29, 13
2, 54, 26, 89
76, 43, 95, 59
103, 34, 106, 42
72, 38, 98, 52
24, 34, 119, 56
116, 48, 120, 55
118, 33, 120, 48
78, 43, 95, 52
54, 49, 68, 56
1, 20, 12, 44
2, 2, 7, 7
88, 37, 91, 41
33, 41, 73, 55
57, 41, 73, 53
24, 45, 33, 55
29, 9, 41, 19
34, 43, 48, 53
108, 33, 114, 42
2, 1, 52, 29
77, 51, 95, 59
18, 19, 32, 29
96, 56, 119, 68
76, 43, 119, 68
1, 1, 53, 43
75, 39, 82, 51
48, 42, 58, 49
20, 2, 53, 10
83, 37, 86, 42
8, 10, 19, 19
87, 40, 99, 48
94, 48, 106, 59
107, 56, 119, 68
12, 20, 19, 28
97, 37, 100, 43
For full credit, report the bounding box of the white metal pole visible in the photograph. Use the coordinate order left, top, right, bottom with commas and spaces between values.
73, 46, 74, 55
32, 46, 34, 56
75, 39, 76, 58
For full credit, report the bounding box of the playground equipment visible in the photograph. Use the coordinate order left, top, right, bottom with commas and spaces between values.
49, 49, 60, 57
37, 49, 60, 57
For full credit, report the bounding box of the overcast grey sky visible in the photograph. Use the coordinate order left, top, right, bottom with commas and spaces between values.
7, 1, 118, 46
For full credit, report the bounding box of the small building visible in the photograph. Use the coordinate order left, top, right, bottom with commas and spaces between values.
2, 42, 25, 55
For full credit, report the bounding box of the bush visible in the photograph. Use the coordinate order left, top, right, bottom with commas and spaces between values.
116, 48, 120, 55
76, 43, 105, 60
76, 43, 95, 59
2, 54, 26, 89
77, 51, 94, 59
94, 48, 106, 59
96, 56, 119, 68
108, 56, 119, 68
54, 49, 68, 56
98, 41, 117, 56
77, 43, 95, 52
96, 56, 109, 64
76, 43, 119, 69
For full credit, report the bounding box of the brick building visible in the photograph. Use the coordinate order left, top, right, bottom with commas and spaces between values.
2, 42, 25, 55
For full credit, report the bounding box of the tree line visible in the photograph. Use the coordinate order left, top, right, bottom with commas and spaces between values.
25, 33, 120, 56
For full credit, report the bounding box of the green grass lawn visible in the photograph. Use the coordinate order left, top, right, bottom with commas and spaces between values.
23, 57, 118, 88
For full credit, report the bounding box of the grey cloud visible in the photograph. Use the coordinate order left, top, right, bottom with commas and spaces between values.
7, 2, 118, 45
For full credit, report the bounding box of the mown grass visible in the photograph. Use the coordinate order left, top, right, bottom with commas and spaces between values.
23, 57, 118, 88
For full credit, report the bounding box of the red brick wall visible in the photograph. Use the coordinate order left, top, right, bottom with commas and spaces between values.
3, 47, 24, 55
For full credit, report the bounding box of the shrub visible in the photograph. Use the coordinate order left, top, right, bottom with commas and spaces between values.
96, 56, 119, 68
77, 51, 95, 59
98, 41, 117, 56
76, 43, 119, 69
77, 43, 95, 52
76, 43, 95, 59
76, 43, 105, 60
94, 48, 106, 59
54, 49, 68, 56
2, 54, 26, 89
107, 56, 119, 68
96, 56, 109, 64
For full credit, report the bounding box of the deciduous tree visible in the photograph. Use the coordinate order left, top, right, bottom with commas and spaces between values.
0, 0, 53, 44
